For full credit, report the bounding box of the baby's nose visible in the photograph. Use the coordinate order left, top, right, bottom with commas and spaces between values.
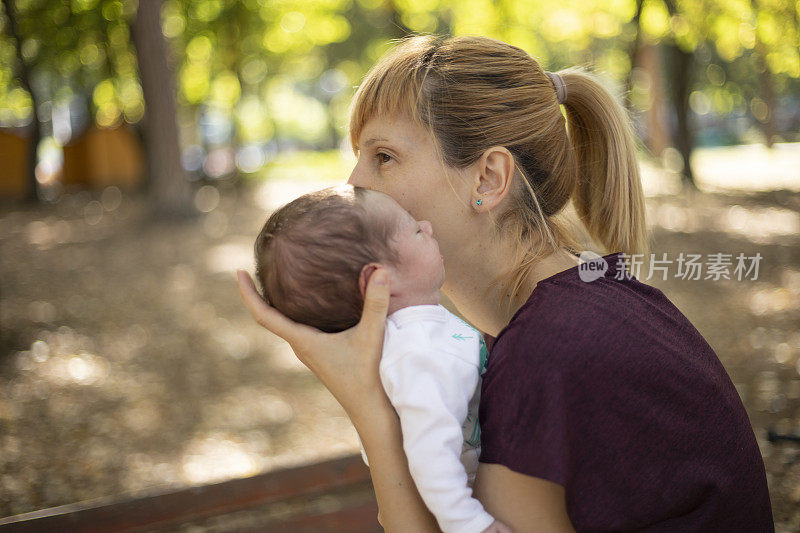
420, 220, 434, 236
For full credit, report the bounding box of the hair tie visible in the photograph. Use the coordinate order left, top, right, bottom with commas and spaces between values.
545, 71, 567, 105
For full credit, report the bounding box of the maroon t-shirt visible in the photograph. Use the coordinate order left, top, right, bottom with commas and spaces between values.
479, 252, 773, 532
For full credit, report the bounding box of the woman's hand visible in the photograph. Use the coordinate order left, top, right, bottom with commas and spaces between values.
235, 268, 391, 421
481, 520, 514, 533
238, 268, 446, 531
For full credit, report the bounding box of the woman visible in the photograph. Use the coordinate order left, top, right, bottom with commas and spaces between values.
237, 35, 773, 531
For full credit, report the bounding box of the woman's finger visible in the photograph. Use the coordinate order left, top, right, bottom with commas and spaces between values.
356, 269, 391, 348
236, 269, 310, 345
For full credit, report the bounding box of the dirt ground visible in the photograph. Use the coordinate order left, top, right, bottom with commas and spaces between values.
0, 177, 798, 530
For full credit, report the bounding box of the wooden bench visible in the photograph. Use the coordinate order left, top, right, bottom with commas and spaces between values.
0, 454, 380, 532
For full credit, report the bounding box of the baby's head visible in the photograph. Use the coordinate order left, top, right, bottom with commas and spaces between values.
254, 185, 444, 332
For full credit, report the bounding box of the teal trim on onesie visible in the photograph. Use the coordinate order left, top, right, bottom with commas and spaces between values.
449, 314, 489, 449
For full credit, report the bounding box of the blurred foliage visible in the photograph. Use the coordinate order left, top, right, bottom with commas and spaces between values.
0, 0, 797, 168
0, 0, 141, 127
251, 148, 355, 182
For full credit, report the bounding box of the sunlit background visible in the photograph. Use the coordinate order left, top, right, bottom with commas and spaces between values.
0, 0, 798, 530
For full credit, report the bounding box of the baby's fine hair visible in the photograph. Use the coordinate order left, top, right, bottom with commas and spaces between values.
254, 185, 400, 333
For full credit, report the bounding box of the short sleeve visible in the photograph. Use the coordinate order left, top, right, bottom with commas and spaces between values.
475, 266, 775, 531
477, 340, 569, 487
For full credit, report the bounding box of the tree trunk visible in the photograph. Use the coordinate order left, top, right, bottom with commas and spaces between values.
2, 0, 40, 203
625, 0, 670, 160
624, 0, 645, 109
640, 43, 670, 157
754, 45, 776, 147
666, 43, 696, 187
751, 0, 776, 147
131, 0, 195, 219
662, 0, 696, 188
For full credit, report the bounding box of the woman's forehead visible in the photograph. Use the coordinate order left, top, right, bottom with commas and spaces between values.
357, 114, 427, 148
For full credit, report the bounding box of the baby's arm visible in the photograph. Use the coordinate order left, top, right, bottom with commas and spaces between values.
380, 349, 496, 533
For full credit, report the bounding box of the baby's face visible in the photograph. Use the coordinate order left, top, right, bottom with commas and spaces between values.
370, 191, 446, 294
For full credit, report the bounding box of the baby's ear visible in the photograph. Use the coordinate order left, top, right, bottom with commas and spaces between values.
358, 263, 381, 299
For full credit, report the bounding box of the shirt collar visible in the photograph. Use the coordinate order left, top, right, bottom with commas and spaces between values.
387, 304, 448, 328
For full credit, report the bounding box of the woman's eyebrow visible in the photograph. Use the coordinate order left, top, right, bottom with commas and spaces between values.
354, 137, 389, 151
361, 137, 389, 147
355, 135, 408, 153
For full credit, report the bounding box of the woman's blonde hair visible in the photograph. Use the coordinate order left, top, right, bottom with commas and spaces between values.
348, 34, 648, 303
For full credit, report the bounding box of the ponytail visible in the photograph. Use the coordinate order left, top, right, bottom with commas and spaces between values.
559, 67, 649, 257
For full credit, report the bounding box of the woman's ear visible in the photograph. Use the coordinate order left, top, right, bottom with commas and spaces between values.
471, 146, 515, 211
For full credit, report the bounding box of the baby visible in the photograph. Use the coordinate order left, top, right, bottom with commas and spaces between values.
253, 184, 509, 533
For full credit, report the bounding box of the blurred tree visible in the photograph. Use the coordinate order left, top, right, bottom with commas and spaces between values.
0, 0, 39, 201
1, 0, 144, 130
641, 0, 799, 185
0, 0, 146, 199
131, 0, 193, 218
662, 0, 697, 186
750, 0, 777, 147
624, 0, 671, 160
0, 0, 798, 198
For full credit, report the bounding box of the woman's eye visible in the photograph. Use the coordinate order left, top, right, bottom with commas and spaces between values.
376, 152, 392, 165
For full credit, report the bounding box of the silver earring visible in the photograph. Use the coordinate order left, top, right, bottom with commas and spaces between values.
476, 199, 482, 205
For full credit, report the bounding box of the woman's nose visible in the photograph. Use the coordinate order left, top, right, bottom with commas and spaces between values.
347, 163, 366, 187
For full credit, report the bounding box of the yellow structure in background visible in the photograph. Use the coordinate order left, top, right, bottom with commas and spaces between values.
61, 124, 145, 191
0, 128, 29, 199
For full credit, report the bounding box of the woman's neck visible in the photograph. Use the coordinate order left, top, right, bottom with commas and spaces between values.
442, 240, 580, 337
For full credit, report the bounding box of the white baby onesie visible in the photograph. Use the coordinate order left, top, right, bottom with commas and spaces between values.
358, 304, 493, 533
